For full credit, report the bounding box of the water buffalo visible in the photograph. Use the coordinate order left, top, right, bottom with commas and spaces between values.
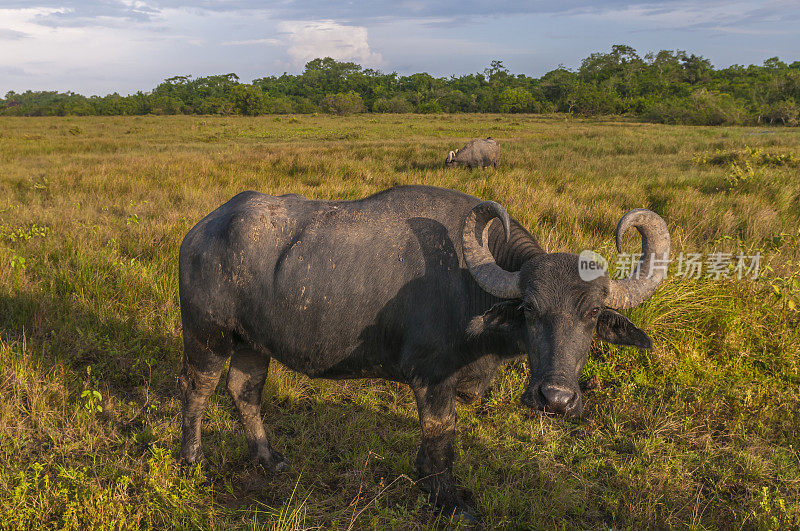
178, 185, 669, 522
446, 137, 500, 168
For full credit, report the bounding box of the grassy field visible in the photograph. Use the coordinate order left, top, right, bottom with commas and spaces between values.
0, 114, 798, 529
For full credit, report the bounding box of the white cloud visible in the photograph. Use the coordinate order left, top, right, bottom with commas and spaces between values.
0, 27, 29, 40
0, 8, 157, 64
0, 9, 148, 83
0, 7, 66, 31
278, 20, 384, 69
222, 37, 281, 46
0, 7, 223, 93
568, 1, 776, 32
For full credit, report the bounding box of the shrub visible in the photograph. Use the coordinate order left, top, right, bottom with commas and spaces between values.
644, 89, 749, 125
266, 96, 294, 114
373, 96, 413, 113
689, 89, 748, 125
293, 97, 319, 114
762, 99, 799, 125
499, 87, 539, 113
438, 90, 472, 112
196, 97, 234, 115
694, 146, 799, 168
230, 84, 267, 116
321, 91, 366, 115
416, 101, 442, 114
568, 83, 621, 115
150, 95, 182, 115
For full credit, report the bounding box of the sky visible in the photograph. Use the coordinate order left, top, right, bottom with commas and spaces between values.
0, 1, 798, 96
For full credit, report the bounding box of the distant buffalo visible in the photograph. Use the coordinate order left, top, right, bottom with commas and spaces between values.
178, 185, 668, 522
446, 137, 500, 168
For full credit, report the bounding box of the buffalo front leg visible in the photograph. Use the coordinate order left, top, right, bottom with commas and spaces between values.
226, 348, 288, 472
412, 382, 476, 522
178, 331, 228, 466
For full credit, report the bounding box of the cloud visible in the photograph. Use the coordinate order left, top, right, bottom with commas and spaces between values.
569, 0, 799, 36
0, 1, 737, 27
18, 2, 158, 27
0, 28, 29, 40
0, 7, 170, 93
278, 20, 384, 69
0, 65, 29, 76
269, 0, 698, 23
222, 38, 281, 46
1, 1, 794, 38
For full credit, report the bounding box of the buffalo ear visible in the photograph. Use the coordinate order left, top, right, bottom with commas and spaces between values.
596, 309, 652, 350
467, 299, 524, 338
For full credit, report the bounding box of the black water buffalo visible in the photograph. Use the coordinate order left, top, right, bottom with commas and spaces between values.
178, 185, 669, 521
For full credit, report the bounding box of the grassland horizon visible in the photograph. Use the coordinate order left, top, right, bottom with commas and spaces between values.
0, 114, 798, 529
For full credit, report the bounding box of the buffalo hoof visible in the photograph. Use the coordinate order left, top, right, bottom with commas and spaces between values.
440, 504, 479, 526
178, 452, 213, 475
259, 450, 289, 473
178, 446, 205, 467
272, 459, 290, 473
450, 506, 479, 526
435, 495, 478, 526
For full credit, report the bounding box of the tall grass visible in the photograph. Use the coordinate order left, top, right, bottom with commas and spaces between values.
0, 114, 798, 528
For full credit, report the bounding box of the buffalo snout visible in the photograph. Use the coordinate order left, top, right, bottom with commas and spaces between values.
521, 381, 583, 418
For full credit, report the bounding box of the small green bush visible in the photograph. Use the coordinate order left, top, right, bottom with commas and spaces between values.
321, 91, 366, 115
645, 89, 749, 125
373, 96, 413, 113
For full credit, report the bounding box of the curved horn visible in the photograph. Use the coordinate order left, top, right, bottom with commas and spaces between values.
447, 150, 455, 163
606, 208, 670, 309
462, 201, 522, 299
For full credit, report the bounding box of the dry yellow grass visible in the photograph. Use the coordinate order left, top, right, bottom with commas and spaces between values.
0, 114, 798, 529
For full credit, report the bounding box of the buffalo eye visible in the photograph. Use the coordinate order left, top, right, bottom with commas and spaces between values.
588, 307, 602, 319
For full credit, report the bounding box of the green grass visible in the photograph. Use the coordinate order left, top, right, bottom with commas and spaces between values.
0, 114, 798, 529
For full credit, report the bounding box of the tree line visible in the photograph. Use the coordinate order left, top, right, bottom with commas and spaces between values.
2, 45, 799, 125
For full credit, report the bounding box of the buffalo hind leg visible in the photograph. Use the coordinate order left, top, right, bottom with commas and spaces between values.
226, 348, 288, 472
412, 381, 477, 523
179, 330, 229, 466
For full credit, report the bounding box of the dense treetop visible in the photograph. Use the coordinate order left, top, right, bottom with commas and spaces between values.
3, 45, 799, 125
